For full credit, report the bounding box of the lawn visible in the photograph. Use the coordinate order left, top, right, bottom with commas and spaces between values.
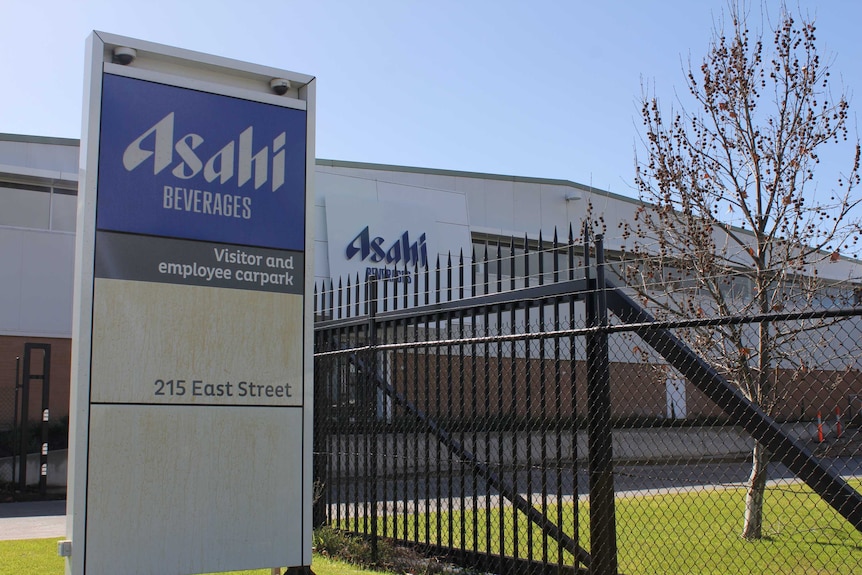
4, 481, 861, 575
614, 483, 862, 574
0, 539, 390, 575
340, 480, 862, 575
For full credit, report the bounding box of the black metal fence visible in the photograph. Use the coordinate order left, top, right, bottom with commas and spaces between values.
0, 356, 19, 487
1, 344, 52, 495
313, 229, 862, 575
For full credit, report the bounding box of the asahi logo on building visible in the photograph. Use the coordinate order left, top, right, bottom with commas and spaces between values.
346, 226, 428, 282
324, 190, 468, 288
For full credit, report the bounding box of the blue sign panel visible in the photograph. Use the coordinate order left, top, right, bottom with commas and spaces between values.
96, 74, 306, 250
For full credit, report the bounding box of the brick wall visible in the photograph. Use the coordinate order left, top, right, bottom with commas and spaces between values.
0, 336, 71, 428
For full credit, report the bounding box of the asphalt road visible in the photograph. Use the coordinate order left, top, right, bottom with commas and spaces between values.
0, 499, 65, 541
322, 457, 862, 503
3, 457, 861, 540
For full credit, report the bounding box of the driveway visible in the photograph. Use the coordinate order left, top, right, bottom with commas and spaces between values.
0, 500, 65, 541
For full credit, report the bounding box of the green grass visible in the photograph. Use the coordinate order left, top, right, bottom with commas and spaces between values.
614, 483, 862, 574
340, 480, 862, 575
4, 481, 862, 575
0, 539, 392, 575
0, 538, 65, 575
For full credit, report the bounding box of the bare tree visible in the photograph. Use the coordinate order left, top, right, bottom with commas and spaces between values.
625, 2, 861, 540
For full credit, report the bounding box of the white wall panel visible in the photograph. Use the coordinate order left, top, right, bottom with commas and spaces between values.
316, 170, 378, 202
512, 181, 543, 233
424, 173, 457, 192
0, 229, 23, 331
375, 170, 426, 187
538, 183, 573, 233
477, 178, 516, 232
314, 239, 330, 282
0, 140, 78, 177
314, 203, 328, 243
376, 181, 469, 226
0, 227, 74, 336
454, 176, 485, 226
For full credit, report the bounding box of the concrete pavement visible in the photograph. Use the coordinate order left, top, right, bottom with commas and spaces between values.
0, 500, 65, 541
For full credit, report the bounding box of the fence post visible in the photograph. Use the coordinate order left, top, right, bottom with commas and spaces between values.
39, 345, 51, 496
584, 229, 618, 575
312, 326, 329, 528
367, 276, 379, 562
12, 356, 20, 489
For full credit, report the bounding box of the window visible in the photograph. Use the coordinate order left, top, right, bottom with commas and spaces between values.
51, 187, 77, 232
718, 274, 753, 302
0, 182, 50, 229
0, 181, 77, 231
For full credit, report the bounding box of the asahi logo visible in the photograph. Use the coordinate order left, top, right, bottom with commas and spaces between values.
346, 226, 428, 269
122, 112, 287, 192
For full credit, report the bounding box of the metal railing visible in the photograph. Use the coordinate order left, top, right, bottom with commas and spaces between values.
313, 228, 862, 575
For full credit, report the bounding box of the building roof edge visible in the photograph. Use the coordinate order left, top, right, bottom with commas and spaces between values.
0, 133, 80, 147
315, 158, 644, 207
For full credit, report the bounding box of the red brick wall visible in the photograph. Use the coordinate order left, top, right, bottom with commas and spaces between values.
0, 336, 71, 428
370, 352, 862, 422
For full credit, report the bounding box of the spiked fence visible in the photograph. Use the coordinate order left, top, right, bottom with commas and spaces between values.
313, 228, 862, 575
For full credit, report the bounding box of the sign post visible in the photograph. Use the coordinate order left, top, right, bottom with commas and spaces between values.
66, 32, 315, 575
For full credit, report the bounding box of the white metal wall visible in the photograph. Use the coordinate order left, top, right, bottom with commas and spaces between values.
0, 226, 75, 337
3, 138, 861, 344
0, 137, 78, 338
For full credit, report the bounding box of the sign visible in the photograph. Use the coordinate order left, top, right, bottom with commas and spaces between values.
666, 376, 687, 419
67, 32, 315, 575
323, 190, 471, 290
96, 74, 306, 250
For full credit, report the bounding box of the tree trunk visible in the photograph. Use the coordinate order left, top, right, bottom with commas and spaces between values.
742, 440, 769, 539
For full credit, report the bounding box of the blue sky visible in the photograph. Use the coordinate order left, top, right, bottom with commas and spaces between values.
1, 0, 860, 199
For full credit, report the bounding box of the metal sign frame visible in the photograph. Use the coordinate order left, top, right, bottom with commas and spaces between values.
67, 31, 315, 575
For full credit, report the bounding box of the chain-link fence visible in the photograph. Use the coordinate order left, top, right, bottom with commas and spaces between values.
0, 385, 20, 484
0, 356, 21, 488
1, 343, 54, 494
313, 232, 862, 575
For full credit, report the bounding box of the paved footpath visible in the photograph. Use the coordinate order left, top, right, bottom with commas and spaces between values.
0, 500, 65, 541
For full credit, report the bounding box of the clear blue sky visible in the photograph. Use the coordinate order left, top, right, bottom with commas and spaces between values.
1, 0, 860, 199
